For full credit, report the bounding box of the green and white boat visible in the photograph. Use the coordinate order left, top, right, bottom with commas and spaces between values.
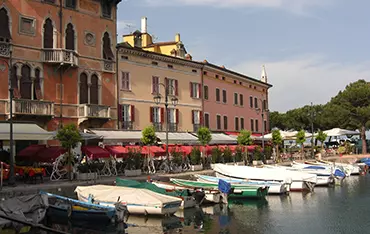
170, 178, 268, 199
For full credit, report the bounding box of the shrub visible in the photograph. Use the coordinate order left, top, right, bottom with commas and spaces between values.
253, 146, 263, 161
211, 147, 223, 164
171, 150, 183, 165
190, 147, 201, 165
223, 147, 232, 163
235, 147, 243, 162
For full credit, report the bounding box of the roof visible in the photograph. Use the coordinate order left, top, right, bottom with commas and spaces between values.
144, 41, 178, 47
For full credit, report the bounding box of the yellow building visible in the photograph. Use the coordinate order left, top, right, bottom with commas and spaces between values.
117, 42, 203, 133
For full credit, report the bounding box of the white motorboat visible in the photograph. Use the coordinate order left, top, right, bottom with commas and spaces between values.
75, 185, 182, 216
292, 162, 346, 184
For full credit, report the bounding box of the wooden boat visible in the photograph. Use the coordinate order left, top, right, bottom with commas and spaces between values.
170, 178, 268, 199
315, 160, 360, 175
115, 178, 199, 209
195, 174, 288, 195
75, 185, 182, 216
152, 181, 221, 204
213, 164, 317, 192
41, 191, 118, 223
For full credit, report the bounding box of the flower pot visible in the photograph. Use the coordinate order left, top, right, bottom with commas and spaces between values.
252, 160, 264, 166
266, 160, 274, 165
124, 169, 142, 177
191, 165, 203, 171
77, 172, 97, 181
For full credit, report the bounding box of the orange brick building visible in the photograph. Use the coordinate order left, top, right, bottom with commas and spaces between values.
0, 0, 120, 134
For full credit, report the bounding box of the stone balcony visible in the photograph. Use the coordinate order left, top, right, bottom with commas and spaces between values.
5, 99, 54, 116
42, 49, 78, 66
78, 104, 110, 119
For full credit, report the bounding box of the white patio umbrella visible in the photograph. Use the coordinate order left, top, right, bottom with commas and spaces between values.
263, 130, 312, 140
323, 128, 360, 137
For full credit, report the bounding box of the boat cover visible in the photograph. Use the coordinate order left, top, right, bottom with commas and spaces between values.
0, 194, 48, 230
75, 185, 182, 207
213, 164, 317, 184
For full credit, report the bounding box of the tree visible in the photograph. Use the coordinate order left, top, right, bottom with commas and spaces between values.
197, 127, 212, 165
272, 129, 283, 162
56, 124, 82, 180
237, 130, 253, 163
295, 130, 306, 158
316, 130, 328, 151
141, 125, 157, 146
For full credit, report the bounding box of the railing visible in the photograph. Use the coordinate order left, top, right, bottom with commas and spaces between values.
0, 42, 11, 58
153, 122, 163, 132
122, 121, 133, 130
78, 104, 110, 118
12, 99, 54, 116
42, 49, 78, 66
103, 60, 114, 72
168, 123, 178, 132
193, 124, 201, 133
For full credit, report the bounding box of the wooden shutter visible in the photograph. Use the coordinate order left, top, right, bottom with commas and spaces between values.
150, 107, 153, 123
118, 105, 123, 122
165, 78, 169, 94
198, 84, 202, 98
160, 108, 164, 123
43, 19, 53, 49
131, 105, 135, 122
175, 80, 178, 96
200, 111, 203, 125
191, 110, 195, 124
176, 109, 179, 124
190, 82, 193, 97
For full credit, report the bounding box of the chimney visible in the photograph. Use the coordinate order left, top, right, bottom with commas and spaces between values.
141, 17, 147, 33
175, 33, 181, 42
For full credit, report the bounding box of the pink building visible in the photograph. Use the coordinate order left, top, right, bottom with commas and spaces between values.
202, 63, 271, 135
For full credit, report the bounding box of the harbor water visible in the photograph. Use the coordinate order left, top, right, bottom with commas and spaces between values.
23, 175, 370, 233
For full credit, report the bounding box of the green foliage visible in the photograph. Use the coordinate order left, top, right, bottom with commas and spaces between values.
171, 150, 183, 165
272, 129, 283, 146
237, 130, 253, 146
126, 149, 142, 170
316, 130, 328, 148
211, 147, 223, 163
253, 146, 263, 161
190, 147, 201, 165
264, 145, 272, 160
223, 147, 233, 163
234, 147, 243, 162
141, 125, 157, 146
295, 130, 306, 145
197, 127, 212, 146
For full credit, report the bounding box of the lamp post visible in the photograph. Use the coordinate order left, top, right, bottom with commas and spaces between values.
256, 99, 269, 162
0, 50, 15, 186
310, 102, 315, 159
153, 83, 178, 165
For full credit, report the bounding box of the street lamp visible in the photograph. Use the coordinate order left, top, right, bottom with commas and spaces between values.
153, 83, 178, 165
256, 99, 269, 162
0, 49, 15, 186
310, 102, 315, 159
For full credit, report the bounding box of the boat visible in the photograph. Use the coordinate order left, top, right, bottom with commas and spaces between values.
316, 160, 360, 175
115, 178, 202, 209
152, 180, 221, 204
213, 164, 317, 192
195, 174, 288, 195
170, 178, 268, 199
41, 191, 120, 223
75, 185, 182, 216
292, 162, 346, 184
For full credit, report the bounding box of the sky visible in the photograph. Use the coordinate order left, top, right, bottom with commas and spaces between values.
116, 0, 370, 112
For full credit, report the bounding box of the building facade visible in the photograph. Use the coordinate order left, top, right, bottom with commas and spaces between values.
0, 0, 120, 132
117, 43, 203, 133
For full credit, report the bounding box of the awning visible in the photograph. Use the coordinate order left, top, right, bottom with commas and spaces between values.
323, 128, 360, 137
105, 145, 128, 158
17, 145, 47, 160
208, 133, 236, 145
143, 146, 166, 157
0, 122, 54, 140
126, 145, 149, 155
82, 146, 110, 159
156, 132, 199, 144
89, 130, 143, 143
36, 146, 66, 163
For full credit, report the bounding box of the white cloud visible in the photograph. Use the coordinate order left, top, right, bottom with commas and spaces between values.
231, 54, 370, 112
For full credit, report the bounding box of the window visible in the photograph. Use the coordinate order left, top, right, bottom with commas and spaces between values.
190, 82, 200, 98
239, 81, 242, 85
168, 64, 173, 69
234, 80, 237, 84
56, 83, 64, 100
101, 1, 112, 18
254, 86, 256, 89
0, 8, 11, 42
43, 18, 53, 48
192, 69, 197, 73
121, 104, 131, 122
235, 117, 239, 131
102, 32, 114, 60
204, 113, 210, 128
215, 75, 219, 78
263, 100, 267, 110
264, 120, 267, 133
249, 84, 252, 88
204, 85, 208, 100
254, 97, 258, 109
223, 116, 228, 130
32, 69, 41, 100
234, 93, 238, 105
250, 119, 254, 132
222, 77, 225, 80
65, 23, 75, 50
121, 56, 128, 60
20, 65, 32, 99
79, 73, 88, 104
192, 110, 200, 124
152, 76, 159, 94
249, 96, 253, 108
65, 0, 76, 9
216, 115, 221, 130
152, 61, 158, 66
240, 117, 244, 130
150, 107, 162, 123
240, 94, 244, 106
90, 74, 99, 104
203, 71, 207, 75
222, 89, 227, 103
166, 78, 178, 96
121, 72, 130, 91
167, 108, 176, 124
216, 88, 220, 102
255, 119, 259, 132
19, 15, 35, 36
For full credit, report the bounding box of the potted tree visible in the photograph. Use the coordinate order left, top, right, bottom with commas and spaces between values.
237, 130, 253, 165
252, 146, 263, 165
316, 130, 328, 159
56, 124, 82, 181
234, 146, 244, 165
190, 147, 202, 171
272, 129, 283, 163
141, 125, 157, 174
76, 162, 98, 181
197, 127, 212, 169
223, 147, 233, 165
124, 150, 143, 177
295, 130, 306, 159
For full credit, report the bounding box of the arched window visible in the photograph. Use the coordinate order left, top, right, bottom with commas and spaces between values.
65, 23, 75, 50
43, 18, 53, 48
90, 74, 99, 105
20, 65, 32, 99
34, 69, 42, 100
102, 32, 114, 60
0, 8, 11, 42
79, 73, 88, 104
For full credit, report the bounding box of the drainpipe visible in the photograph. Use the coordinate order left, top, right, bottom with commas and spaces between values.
116, 46, 120, 130
59, 0, 63, 127
201, 65, 205, 127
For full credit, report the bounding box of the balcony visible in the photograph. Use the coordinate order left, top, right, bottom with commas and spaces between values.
11, 99, 54, 116
122, 121, 133, 130
193, 124, 201, 133
78, 104, 110, 119
0, 41, 11, 58
153, 122, 163, 132
42, 49, 78, 66
168, 123, 178, 132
